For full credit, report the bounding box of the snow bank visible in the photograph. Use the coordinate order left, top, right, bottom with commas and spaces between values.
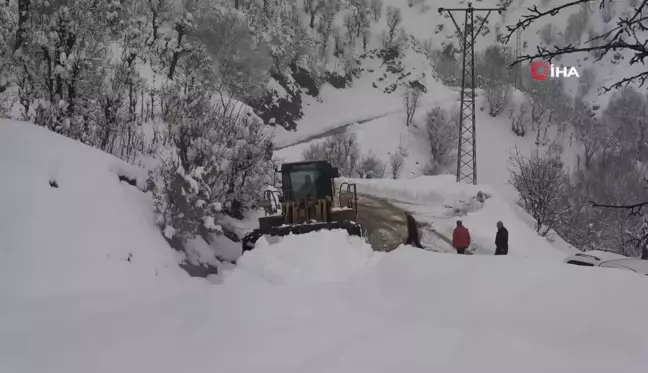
0, 120, 191, 297
233, 229, 382, 284
3, 227, 648, 373
342, 175, 573, 258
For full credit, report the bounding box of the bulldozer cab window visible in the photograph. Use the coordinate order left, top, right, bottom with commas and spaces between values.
289, 170, 321, 200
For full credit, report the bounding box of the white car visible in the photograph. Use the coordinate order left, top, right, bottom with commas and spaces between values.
564, 251, 648, 276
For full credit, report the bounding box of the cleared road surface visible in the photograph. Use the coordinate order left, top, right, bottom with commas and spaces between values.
355, 194, 456, 253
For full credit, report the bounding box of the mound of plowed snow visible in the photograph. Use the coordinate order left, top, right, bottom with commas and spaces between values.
0, 120, 190, 296
233, 229, 382, 284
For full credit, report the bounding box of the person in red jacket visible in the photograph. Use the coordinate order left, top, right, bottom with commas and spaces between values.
452, 220, 471, 254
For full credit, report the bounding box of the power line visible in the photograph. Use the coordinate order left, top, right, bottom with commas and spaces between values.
438, 2, 505, 185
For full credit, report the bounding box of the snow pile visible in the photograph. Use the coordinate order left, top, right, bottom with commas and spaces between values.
233, 229, 382, 284
342, 175, 576, 258
3, 227, 648, 373
0, 120, 192, 296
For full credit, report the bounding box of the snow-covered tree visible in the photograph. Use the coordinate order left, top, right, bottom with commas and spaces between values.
509, 102, 531, 137
152, 77, 274, 235
389, 150, 405, 179
191, 5, 272, 101
384, 6, 401, 47
305, 0, 326, 28
571, 98, 606, 169
475, 43, 513, 87
403, 86, 422, 126
559, 152, 648, 256
431, 43, 460, 86
475, 44, 513, 117
603, 87, 648, 161
370, 0, 382, 21
302, 133, 360, 177
317, 1, 337, 60
422, 106, 457, 175
508, 145, 570, 236
358, 152, 386, 178
484, 81, 511, 117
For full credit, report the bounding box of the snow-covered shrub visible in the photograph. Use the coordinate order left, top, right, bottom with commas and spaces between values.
564, 5, 589, 45
556, 152, 648, 256
509, 102, 531, 137
571, 98, 605, 169
149, 77, 274, 239
252, 71, 304, 131
384, 6, 402, 48
539, 24, 557, 46
484, 80, 512, 117
370, 0, 383, 21
475, 43, 513, 87
403, 86, 422, 126
577, 67, 595, 97
508, 146, 570, 236
431, 43, 460, 86
0, 1, 13, 108
422, 106, 457, 175
358, 152, 386, 178
602, 87, 648, 161
389, 151, 405, 179
302, 133, 361, 177
148, 152, 221, 241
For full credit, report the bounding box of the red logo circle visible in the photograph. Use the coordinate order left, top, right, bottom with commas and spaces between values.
530, 61, 549, 81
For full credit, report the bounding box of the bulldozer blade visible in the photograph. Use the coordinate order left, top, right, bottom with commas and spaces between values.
241, 220, 367, 253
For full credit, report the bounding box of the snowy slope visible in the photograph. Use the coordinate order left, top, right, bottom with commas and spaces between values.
275, 0, 641, 184
0, 120, 197, 296
3, 230, 648, 373
274, 0, 605, 188
276, 88, 574, 199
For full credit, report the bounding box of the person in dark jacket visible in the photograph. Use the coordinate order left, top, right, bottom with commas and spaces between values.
495, 221, 508, 255
452, 220, 471, 254
404, 212, 424, 248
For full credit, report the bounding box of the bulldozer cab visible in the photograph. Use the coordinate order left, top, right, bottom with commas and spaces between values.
243, 160, 365, 252
281, 161, 338, 202
256, 160, 358, 228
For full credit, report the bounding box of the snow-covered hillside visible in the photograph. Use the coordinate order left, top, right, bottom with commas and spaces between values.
0, 119, 217, 296
273, 0, 622, 193
274, 0, 643, 186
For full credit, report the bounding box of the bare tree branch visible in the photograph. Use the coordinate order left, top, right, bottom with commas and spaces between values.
504, 0, 648, 91
589, 200, 648, 215
503, 0, 594, 44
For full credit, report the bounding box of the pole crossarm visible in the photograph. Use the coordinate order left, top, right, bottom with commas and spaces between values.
436, 3, 506, 185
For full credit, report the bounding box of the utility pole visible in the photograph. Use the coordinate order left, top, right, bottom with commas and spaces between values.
438, 3, 505, 185
514, 28, 522, 91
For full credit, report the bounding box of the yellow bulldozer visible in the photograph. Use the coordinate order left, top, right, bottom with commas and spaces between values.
241, 160, 368, 251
